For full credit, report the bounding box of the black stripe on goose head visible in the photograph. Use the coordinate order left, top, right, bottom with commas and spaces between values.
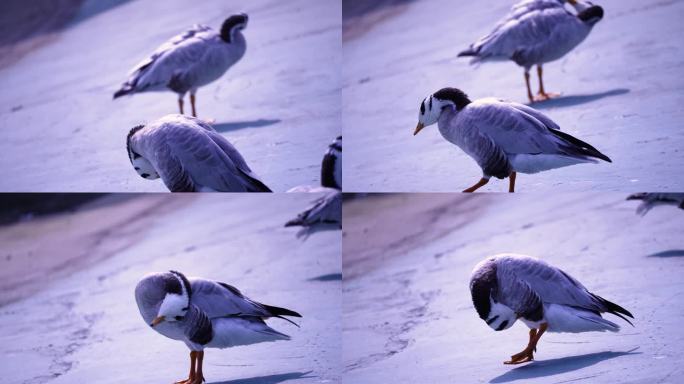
170, 270, 192, 298
433, 88, 471, 111
126, 125, 144, 161
578, 5, 604, 23
221, 13, 249, 43
470, 261, 498, 320
161, 273, 182, 295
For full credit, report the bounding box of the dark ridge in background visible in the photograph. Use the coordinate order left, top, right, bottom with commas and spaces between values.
342, 0, 417, 41
0, 193, 107, 225
342, 0, 416, 19
0, 0, 131, 69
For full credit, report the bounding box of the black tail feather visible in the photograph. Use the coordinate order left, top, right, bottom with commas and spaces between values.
592, 293, 634, 326
263, 304, 302, 318
549, 128, 612, 163
262, 304, 302, 327
249, 178, 273, 192
113, 86, 134, 99
626, 193, 647, 201
284, 217, 304, 227
238, 169, 272, 192
457, 47, 478, 57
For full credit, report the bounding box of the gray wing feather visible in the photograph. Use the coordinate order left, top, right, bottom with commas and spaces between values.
472, 8, 576, 64
121, 25, 216, 93
148, 122, 265, 192
473, 0, 564, 52
189, 279, 274, 319
286, 190, 342, 227
495, 254, 603, 312
458, 99, 565, 155
508, 102, 561, 131
204, 129, 271, 191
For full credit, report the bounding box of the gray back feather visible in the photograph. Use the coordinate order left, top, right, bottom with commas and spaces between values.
494, 254, 604, 312
131, 115, 269, 192
189, 278, 274, 319
470, 6, 590, 66
440, 99, 572, 166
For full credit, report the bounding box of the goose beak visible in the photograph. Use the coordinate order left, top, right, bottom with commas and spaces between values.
567, 0, 577, 4
414, 123, 425, 136
150, 316, 165, 327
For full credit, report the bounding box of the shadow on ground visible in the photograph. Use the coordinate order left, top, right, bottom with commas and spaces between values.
530, 88, 630, 109
210, 371, 315, 384
647, 249, 684, 258
489, 349, 640, 383
308, 273, 342, 282
213, 119, 281, 133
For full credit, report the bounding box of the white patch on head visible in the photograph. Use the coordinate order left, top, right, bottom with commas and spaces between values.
417, 94, 454, 128
485, 297, 517, 331
131, 156, 160, 180
157, 275, 189, 321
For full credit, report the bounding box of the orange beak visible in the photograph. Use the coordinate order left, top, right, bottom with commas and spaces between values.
150, 316, 165, 327
567, 0, 577, 4
414, 123, 425, 136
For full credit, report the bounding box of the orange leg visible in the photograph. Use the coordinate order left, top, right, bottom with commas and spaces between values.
504, 323, 548, 365
190, 94, 197, 117
463, 177, 489, 193
524, 71, 534, 103
193, 351, 205, 384
534, 65, 560, 101
509, 172, 516, 193
174, 351, 197, 384
178, 98, 185, 115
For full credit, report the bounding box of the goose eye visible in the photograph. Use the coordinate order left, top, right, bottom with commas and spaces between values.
175, 316, 183, 321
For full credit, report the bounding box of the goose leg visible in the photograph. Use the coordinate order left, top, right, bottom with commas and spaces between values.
178, 97, 185, 115
534, 65, 560, 101
190, 93, 197, 118
509, 172, 516, 193
505, 323, 548, 364
524, 70, 534, 103
463, 178, 489, 193
192, 351, 205, 384
174, 351, 197, 384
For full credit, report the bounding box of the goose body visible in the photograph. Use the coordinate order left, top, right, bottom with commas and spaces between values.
114, 14, 248, 116
135, 271, 301, 382
285, 189, 342, 229
126, 114, 271, 192
458, 1, 603, 102
627, 193, 684, 216
414, 88, 610, 192
470, 254, 633, 363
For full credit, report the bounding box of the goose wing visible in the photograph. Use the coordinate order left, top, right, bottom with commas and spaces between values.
495, 254, 599, 310
144, 117, 270, 192
459, 99, 564, 155
468, 7, 574, 61
190, 279, 301, 321
115, 25, 216, 96
285, 190, 342, 227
